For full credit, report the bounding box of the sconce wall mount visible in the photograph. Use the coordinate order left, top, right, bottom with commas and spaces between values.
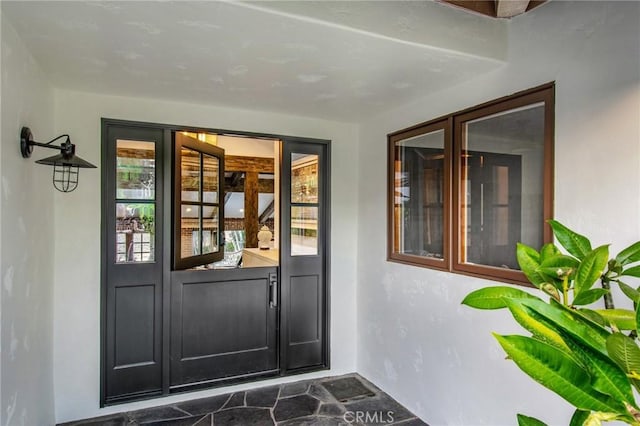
20, 126, 96, 192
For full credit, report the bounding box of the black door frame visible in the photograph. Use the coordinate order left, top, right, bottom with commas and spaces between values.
101, 118, 331, 406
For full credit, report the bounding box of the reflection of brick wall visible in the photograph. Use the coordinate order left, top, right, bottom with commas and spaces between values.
181, 228, 194, 257
224, 218, 274, 234
181, 219, 274, 256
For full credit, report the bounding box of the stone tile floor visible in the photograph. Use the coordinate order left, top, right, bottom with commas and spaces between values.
61, 374, 428, 426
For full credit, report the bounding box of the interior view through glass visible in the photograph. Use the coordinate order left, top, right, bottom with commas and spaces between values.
180, 132, 280, 268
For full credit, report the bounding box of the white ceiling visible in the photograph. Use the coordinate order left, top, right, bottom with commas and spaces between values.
2, 1, 508, 122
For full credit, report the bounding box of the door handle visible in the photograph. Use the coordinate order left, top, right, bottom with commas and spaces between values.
269, 272, 278, 308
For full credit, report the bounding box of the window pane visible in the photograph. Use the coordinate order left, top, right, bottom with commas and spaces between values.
460, 103, 544, 269
291, 206, 318, 256
291, 154, 318, 203
115, 203, 155, 263
202, 206, 219, 254
181, 204, 200, 258
116, 140, 155, 200
393, 129, 445, 260
203, 154, 219, 203
181, 148, 200, 202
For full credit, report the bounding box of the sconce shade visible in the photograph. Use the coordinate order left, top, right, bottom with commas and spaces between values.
20, 126, 96, 192
35, 152, 97, 168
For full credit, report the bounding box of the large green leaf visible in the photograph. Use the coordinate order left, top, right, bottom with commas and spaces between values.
622, 266, 640, 278
540, 243, 561, 262
504, 299, 570, 353
569, 409, 590, 426
616, 241, 640, 266
517, 243, 546, 287
517, 414, 548, 426
594, 309, 637, 331
538, 254, 580, 285
617, 281, 640, 304
548, 220, 592, 260
521, 298, 610, 355
606, 333, 640, 393
577, 309, 607, 327
560, 329, 636, 407
495, 334, 627, 414
575, 246, 610, 296
573, 289, 610, 306
461, 286, 540, 310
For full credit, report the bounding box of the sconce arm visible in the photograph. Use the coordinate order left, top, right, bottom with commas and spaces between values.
20, 126, 72, 158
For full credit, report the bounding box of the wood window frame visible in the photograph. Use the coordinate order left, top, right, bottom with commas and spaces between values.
387, 119, 452, 271
387, 83, 555, 285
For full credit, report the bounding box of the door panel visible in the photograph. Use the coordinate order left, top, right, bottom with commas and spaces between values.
281, 141, 329, 372
103, 124, 164, 404
170, 267, 278, 388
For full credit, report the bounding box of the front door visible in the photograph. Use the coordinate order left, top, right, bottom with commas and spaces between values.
102, 120, 329, 405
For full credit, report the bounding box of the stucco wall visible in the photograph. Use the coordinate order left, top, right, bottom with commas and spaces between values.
356, 2, 640, 425
0, 12, 56, 426
52, 90, 359, 423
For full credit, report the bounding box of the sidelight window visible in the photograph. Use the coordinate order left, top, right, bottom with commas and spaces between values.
388, 83, 554, 284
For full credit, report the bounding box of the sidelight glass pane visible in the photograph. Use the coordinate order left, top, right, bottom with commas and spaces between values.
460, 103, 545, 269
115, 203, 155, 263
202, 206, 219, 254
181, 204, 200, 258
203, 154, 219, 203
291, 206, 318, 256
116, 140, 155, 200
393, 129, 445, 260
181, 148, 200, 202
291, 154, 318, 203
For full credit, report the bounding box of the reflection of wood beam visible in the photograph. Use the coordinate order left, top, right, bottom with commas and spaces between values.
226, 179, 274, 194
244, 172, 259, 248
259, 200, 275, 224
225, 155, 274, 173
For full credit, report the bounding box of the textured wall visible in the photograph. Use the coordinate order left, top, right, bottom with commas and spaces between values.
52, 90, 359, 423
356, 2, 640, 425
0, 13, 56, 426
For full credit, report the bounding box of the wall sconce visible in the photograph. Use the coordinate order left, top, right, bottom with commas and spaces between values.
20, 126, 96, 192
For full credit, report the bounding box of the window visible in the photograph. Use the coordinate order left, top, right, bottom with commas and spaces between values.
388, 83, 554, 283
173, 132, 225, 269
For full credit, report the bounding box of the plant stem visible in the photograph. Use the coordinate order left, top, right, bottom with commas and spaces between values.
601, 278, 615, 309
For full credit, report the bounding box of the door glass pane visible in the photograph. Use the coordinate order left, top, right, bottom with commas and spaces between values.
181, 204, 200, 258
291, 154, 318, 203
116, 140, 155, 200
393, 129, 445, 260
115, 203, 155, 263
291, 206, 318, 256
182, 148, 200, 202
460, 103, 544, 269
203, 154, 219, 203
202, 206, 219, 254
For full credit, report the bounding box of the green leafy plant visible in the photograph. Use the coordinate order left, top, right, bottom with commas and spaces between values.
462, 220, 640, 426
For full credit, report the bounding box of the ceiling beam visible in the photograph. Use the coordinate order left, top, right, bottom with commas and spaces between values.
225, 155, 274, 173
440, 0, 546, 18
259, 200, 275, 224
440, 0, 495, 18
495, 0, 530, 18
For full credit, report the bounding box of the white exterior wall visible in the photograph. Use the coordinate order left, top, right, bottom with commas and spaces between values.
52, 90, 359, 423
0, 13, 56, 426
356, 2, 640, 425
